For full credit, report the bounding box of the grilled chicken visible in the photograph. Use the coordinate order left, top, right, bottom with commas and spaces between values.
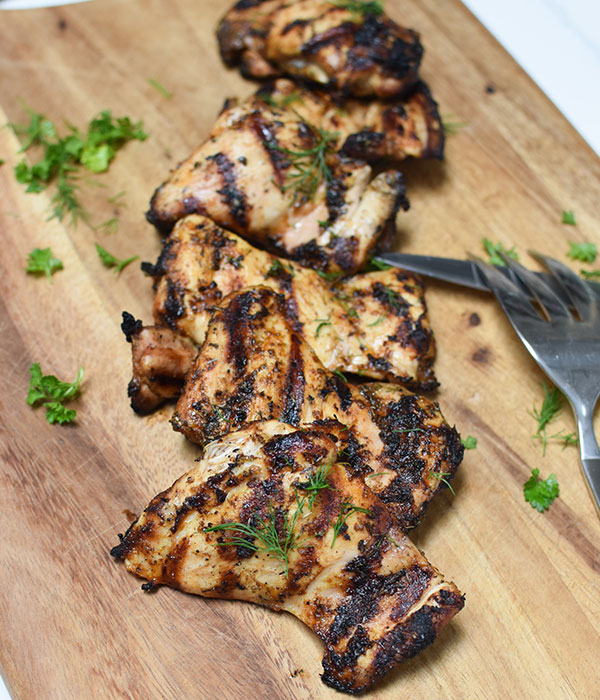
121, 313, 197, 413
148, 88, 412, 274
111, 420, 464, 693
218, 0, 424, 98
147, 78, 444, 271
170, 286, 461, 529
138, 214, 436, 394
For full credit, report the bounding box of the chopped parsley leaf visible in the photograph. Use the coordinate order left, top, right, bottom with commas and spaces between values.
523, 468, 559, 512
25, 247, 63, 282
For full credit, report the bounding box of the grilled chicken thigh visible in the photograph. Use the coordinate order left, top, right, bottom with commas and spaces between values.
137, 214, 436, 398
148, 87, 412, 273
111, 420, 464, 693
170, 286, 461, 529
218, 0, 424, 98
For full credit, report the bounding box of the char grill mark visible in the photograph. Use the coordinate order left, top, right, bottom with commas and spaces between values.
222, 289, 269, 376
249, 112, 288, 187
280, 333, 306, 425
206, 152, 249, 229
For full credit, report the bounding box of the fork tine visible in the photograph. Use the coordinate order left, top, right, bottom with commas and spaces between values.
529, 251, 597, 321
471, 257, 542, 321
497, 251, 571, 319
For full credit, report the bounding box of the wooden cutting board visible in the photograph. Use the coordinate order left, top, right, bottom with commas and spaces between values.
1, 1, 599, 698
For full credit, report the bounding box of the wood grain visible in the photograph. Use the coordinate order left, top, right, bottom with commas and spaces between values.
0, 1, 598, 698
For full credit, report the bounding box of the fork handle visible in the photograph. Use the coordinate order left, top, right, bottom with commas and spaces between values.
572, 400, 600, 514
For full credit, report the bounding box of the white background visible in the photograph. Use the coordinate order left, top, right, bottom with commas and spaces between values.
0, 0, 598, 698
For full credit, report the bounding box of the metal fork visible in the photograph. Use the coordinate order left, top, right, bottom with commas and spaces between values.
473, 252, 600, 513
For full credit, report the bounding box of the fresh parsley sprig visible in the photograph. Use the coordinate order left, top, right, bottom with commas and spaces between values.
482, 238, 519, 266
25, 247, 63, 282
27, 362, 83, 425
523, 468, 559, 512
95, 243, 139, 273
561, 210, 576, 226
10, 105, 147, 227
461, 435, 478, 450
580, 269, 600, 280
567, 241, 597, 263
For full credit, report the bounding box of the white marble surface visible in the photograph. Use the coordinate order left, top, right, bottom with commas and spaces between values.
0, 1, 598, 698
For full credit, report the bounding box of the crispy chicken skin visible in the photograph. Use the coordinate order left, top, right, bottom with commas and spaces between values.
111, 420, 464, 694
171, 287, 462, 530
147, 88, 411, 274
142, 214, 436, 392
217, 0, 424, 98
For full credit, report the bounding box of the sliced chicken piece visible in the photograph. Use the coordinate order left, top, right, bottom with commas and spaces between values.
171, 286, 462, 530
217, 0, 423, 98
120, 312, 198, 414
111, 420, 464, 694
147, 87, 409, 273
143, 214, 437, 391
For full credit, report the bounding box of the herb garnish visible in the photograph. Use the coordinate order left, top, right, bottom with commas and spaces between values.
95, 243, 139, 273
314, 317, 332, 338
441, 114, 467, 135
333, 369, 348, 383
265, 258, 295, 278
296, 457, 334, 509
331, 500, 371, 547
330, 0, 384, 17
204, 498, 306, 578
10, 105, 146, 226
482, 238, 519, 266
567, 241, 597, 263
27, 362, 83, 425
25, 247, 63, 282
365, 257, 391, 271
581, 269, 600, 279
523, 468, 559, 512
561, 210, 576, 226
429, 470, 455, 495
561, 432, 578, 449
262, 91, 304, 109
317, 269, 343, 283
147, 78, 172, 99
529, 383, 563, 454
461, 435, 478, 450
270, 119, 339, 200
95, 217, 119, 235
367, 316, 384, 327
384, 285, 403, 312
